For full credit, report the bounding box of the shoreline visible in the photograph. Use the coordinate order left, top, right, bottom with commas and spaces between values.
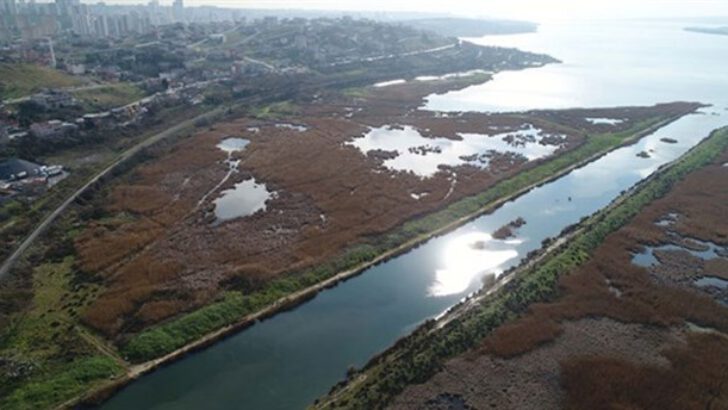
68, 107, 695, 409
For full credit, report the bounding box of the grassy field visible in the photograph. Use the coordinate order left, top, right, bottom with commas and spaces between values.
249, 100, 298, 119
0, 102, 224, 409
0, 252, 124, 409
0, 63, 85, 100
313, 126, 728, 409
72, 83, 146, 112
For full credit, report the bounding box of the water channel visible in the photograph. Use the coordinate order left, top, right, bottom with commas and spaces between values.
103, 20, 728, 410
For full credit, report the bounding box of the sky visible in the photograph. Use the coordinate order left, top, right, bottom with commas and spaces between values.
153, 0, 728, 22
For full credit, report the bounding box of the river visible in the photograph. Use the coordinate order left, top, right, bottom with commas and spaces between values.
102, 20, 728, 410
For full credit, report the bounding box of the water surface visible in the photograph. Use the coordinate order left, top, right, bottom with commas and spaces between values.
425, 21, 728, 112
213, 178, 275, 221
347, 124, 565, 177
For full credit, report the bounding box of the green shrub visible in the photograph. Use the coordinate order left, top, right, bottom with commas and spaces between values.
1, 356, 120, 410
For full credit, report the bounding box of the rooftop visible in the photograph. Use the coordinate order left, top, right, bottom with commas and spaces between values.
0, 158, 43, 181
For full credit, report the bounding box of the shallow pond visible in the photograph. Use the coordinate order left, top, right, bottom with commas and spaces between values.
217, 137, 250, 153
213, 178, 275, 221
631, 238, 726, 268
694, 276, 728, 290
347, 124, 564, 177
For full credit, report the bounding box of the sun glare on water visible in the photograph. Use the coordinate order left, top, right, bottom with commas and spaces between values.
430, 232, 520, 297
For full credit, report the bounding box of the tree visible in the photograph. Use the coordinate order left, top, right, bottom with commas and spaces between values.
16, 100, 46, 127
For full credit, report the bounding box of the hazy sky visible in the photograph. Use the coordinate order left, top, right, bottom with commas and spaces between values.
164, 0, 728, 21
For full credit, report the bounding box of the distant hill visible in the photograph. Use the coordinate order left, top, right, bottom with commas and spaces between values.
684, 26, 728, 36
399, 17, 538, 38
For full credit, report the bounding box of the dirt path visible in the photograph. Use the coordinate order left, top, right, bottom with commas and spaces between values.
77, 326, 129, 368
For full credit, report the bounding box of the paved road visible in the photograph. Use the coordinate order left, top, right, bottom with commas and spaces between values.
326, 43, 458, 67
0, 106, 227, 279
2, 82, 145, 105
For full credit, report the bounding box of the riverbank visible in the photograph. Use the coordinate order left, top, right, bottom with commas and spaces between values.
313, 125, 728, 409
67, 107, 699, 408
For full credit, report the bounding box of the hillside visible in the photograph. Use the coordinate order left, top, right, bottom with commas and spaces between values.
0, 63, 85, 100
72, 83, 146, 111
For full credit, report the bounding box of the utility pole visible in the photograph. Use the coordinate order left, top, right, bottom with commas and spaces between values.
47, 36, 57, 68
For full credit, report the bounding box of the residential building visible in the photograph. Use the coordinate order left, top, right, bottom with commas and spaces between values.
0, 158, 43, 182
30, 90, 76, 110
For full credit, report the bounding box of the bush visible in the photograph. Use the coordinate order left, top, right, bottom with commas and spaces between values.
0, 356, 121, 410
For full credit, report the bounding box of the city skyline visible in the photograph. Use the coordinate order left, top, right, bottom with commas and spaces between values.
22, 0, 728, 21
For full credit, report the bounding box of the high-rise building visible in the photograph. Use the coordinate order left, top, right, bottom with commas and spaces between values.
1, 0, 18, 15
71, 4, 92, 36
172, 0, 184, 23
0, 0, 19, 39
94, 14, 109, 37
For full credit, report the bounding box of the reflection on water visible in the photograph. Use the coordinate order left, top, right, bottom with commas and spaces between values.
431, 232, 520, 296
196, 137, 252, 211
211, 137, 276, 222
347, 124, 565, 177
632, 237, 727, 267
425, 21, 728, 112
213, 178, 275, 221
695, 276, 728, 290
217, 137, 250, 153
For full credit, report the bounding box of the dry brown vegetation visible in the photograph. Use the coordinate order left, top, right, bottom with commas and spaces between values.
72, 77, 700, 339
481, 147, 728, 355
492, 217, 526, 240
391, 134, 728, 409
561, 333, 728, 410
